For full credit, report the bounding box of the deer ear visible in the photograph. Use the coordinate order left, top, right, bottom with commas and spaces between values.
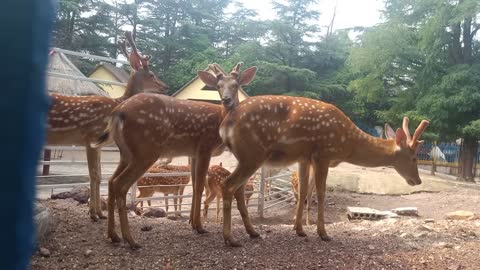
198, 71, 218, 88
395, 128, 407, 147
239, 66, 257, 86
384, 123, 396, 139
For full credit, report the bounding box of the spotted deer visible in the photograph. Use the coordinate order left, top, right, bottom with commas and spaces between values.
202, 66, 429, 246
136, 164, 190, 216
46, 31, 169, 221
91, 63, 257, 249
204, 163, 255, 223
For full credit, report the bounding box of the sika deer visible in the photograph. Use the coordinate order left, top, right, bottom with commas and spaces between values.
204, 163, 255, 223
91, 63, 257, 249
136, 164, 190, 216
46, 31, 168, 221
205, 69, 429, 246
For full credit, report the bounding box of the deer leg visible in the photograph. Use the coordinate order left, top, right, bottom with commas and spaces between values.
189, 157, 197, 225
164, 193, 169, 214
294, 161, 310, 237
115, 159, 157, 249
234, 186, 259, 238
203, 190, 215, 220
223, 163, 260, 247
192, 154, 210, 234
173, 191, 178, 216
86, 145, 105, 221
216, 196, 221, 224
312, 158, 331, 241
306, 167, 315, 226
107, 158, 128, 243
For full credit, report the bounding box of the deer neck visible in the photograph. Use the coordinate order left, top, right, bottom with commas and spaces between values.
114, 74, 137, 103
346, 129, 397, 167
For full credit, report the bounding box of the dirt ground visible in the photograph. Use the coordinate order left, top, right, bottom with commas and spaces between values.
31, 163, 480, 270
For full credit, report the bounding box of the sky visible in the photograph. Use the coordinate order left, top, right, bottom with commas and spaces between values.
232, 0, 384, 31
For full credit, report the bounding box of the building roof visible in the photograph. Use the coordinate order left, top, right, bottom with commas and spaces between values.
88, 62, 130, 83
47, 51, 108, 96
171, 65, 250, 100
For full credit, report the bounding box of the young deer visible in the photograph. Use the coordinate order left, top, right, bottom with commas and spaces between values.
201, 66, 429, 246
91, 63, 257, 249
46, 31, 168, 221
204, 163, 255, 223
136, 164, 190, 216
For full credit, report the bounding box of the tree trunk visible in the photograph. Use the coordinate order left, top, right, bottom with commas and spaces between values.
459, 137, 477, 181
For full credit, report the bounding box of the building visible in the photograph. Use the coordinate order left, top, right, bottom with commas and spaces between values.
88, 63, 130, 98
172, 66, 249, 103
47, 51, 108, 96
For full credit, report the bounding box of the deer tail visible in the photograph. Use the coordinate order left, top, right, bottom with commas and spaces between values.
90, 112, 126, 148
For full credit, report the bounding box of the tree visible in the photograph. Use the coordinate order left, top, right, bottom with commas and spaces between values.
348, 0, 480, 181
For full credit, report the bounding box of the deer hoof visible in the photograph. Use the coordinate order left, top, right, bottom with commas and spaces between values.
225, 238, 243, 247
98, 212, 107, 219
109, 234, 122, 243
129, 242, 142, 250
296, 230, 307, 237
196, 227, 208, 234
90, 213, 99, 222
248, 231, 260, 238
319, 234, 332, 241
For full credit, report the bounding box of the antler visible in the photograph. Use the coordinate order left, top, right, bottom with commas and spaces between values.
208, 63, 224, 78
402, 117, 429, 148
125, 31, 150, 70
117, 40, 129, 59
230, 62, 243, 77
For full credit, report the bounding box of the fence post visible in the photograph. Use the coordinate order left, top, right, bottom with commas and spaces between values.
431, 141, 437, 175
42, 149, 51, 176
257, 167, 266, 218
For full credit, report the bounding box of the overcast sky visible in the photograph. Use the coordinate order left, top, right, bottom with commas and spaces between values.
232, 0, 384, 31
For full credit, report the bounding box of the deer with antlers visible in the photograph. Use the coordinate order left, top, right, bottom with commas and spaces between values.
196, 64, 429, 246
46, 31, 169, 221
91, 63, 257, 249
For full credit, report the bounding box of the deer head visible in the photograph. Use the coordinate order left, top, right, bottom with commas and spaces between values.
120, 31, 169, 95
197, 62, 257, 110
385, 117, 429, 185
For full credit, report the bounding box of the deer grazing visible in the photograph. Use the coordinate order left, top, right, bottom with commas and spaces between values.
91, 63, 257, 249
46, 31, 168, 221
136, 164, 190, 216
200, 64, 429, 246
203, 162, 255, 223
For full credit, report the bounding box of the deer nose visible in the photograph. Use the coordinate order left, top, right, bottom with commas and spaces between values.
222, 97, 232, 104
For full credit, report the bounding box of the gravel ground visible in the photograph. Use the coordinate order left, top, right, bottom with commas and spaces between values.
31, 184, 480, 270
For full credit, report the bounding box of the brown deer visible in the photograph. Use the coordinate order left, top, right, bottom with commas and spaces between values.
204, 163, 255, 223
46, 31, 169, 221
136, 164, 190, 216
201, 68, 429, 246
91, 63, 257, 249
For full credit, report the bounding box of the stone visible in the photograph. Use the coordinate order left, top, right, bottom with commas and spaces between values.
367, 245, 375, 250
347, 207, 394, 220
143, 208, 166, 218
414, 232, 428, 238
417, 225, 433, 232
85, 249, 93, 257
445, 211, 475, 220
51, 186, 89, 204
400, 232, 409, 238
141, 225, 153, 231
39, 247, 50, 257
424, 219, 435, 223
391, 207, 418, 216
34, 203, 55, 245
